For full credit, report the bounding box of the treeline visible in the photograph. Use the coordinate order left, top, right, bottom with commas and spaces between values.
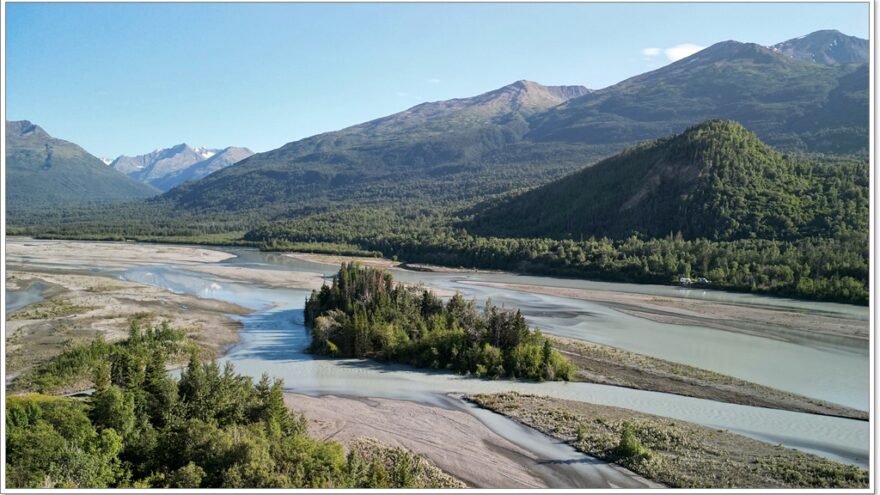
249, 210, 869, 305
305, 263, 574, 380
7, 343, 449, 488
7, 200, 260, 240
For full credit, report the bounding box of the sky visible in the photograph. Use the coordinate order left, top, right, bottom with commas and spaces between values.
5, 2, 870, 158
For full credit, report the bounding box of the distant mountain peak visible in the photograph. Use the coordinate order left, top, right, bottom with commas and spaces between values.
494, 79, 591, 100
771, 30, 868, 64
402, 80, 592, 120
680, 40, 780, 64
111, 143, 252, 191
7, 120, 49, 139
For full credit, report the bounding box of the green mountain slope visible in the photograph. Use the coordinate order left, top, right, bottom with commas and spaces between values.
161, 80, 599, 213
6, 121, 159, 210
528, 41, 868, 155
466, 120, 868, 242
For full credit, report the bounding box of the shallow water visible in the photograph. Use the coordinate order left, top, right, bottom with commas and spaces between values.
119, 264, 869, 467
5, 240, 869, 470
217, 249, 870, 411
5, 281, 49, 313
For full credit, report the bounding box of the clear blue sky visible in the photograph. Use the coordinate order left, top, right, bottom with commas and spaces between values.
6, 2, 870, 158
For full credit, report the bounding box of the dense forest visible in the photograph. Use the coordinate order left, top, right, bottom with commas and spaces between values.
250, 209, 868, 305
305, 263, 575, 380
5, 323, 450, 489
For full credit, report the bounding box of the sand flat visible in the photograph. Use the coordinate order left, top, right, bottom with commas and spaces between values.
284, 252, 397, 269
286, 393, 554, 488
6, 238, 234, 269
186, 265, 328, 290
468, 281, 868, 343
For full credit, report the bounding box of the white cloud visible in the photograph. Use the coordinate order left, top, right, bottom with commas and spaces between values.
663, 43, 705, 61
426, 78, 442, 84
642, 43, 706, 62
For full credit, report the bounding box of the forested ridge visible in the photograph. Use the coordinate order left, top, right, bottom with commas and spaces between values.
5, 120, 158, 210
305, 263, 575, 380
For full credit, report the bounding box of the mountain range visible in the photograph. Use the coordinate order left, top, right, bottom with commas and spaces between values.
110, 144, 253, 191
526, 33, 867, 153
5, 120, 159, 210
5, 30, 868, 224
162, 79, 600, 213
160, 30, 868, 217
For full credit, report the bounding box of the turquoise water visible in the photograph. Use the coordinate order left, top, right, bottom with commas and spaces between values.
119, 263, 869, 467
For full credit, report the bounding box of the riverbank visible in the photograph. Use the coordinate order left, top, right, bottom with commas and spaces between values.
468, 392, 868, 488
284, 392, 660, 489
470, 280, 868, 345
551, 335, 867, 420
5, 268, 248, 389
285, 393, 545, 488
186, 264, 327, 290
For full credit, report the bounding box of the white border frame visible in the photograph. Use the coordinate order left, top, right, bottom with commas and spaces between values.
0, 1, 874, 493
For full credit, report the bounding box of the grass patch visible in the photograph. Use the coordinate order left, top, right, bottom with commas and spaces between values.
8, 300, 95, 321
347, 437, 466, 488
613, 422, 653, 464
85, 284, 125, 293
27, 231, 254, 247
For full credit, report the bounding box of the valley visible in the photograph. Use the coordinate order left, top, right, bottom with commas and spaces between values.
4, 8, 872, 489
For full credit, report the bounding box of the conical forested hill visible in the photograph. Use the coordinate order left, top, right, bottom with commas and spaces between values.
466, 120, 868, 241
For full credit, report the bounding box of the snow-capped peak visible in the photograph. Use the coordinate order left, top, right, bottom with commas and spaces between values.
100, 157, 113, 166
193, 146, 216, 159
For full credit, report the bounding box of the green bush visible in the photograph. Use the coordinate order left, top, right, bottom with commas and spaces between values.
614, 422, 652, 462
